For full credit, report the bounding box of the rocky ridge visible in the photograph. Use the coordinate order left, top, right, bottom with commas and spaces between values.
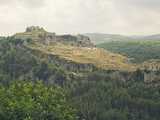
14, 26, 94, 47
13, 26, 160, 84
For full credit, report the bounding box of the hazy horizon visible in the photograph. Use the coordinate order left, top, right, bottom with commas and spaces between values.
0, 0, 160, 36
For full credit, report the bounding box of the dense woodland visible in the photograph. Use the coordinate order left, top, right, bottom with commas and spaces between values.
0, 37, 159, 120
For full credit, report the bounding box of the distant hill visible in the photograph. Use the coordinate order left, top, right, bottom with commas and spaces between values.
98, 40, 160, 63
131, 34, 160, 40
84, 33, 132, 44
84, 33, 160, 45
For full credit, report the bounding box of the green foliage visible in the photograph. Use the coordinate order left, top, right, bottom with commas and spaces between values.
0, 37, 69, 85
98, 40, 160, 63
70, 73, 160, 120
0, 81, 76, 120
0, 37, 160, 120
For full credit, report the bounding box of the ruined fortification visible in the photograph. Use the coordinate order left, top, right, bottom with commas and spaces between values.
14, 26, 95, 47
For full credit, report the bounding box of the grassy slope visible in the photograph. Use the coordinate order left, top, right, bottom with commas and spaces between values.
28, 42, 136, 71
14, 30, 136, 71
98, 40, 160, 63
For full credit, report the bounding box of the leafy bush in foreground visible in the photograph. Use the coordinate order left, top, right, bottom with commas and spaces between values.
0, 81, 76, 120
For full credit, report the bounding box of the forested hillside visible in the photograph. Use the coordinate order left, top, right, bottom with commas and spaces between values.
71, 75, 160, 120
98, 40, 160, 63
0, 37, 70, 85
0, 29, 159, 120
85, 33, 160, 45
0, 0, 160, 119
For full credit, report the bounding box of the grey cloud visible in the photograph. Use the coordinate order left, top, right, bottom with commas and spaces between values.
113, 0, 160, 10
18, 0, 46, 8
0, 0, 46, 8
0, 0, 160, 36
123, 0, 160, 7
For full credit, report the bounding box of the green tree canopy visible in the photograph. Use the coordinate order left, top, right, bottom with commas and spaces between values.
0, 81, 76, 120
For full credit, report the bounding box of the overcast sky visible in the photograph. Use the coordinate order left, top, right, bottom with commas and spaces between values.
0, 0, 160, 36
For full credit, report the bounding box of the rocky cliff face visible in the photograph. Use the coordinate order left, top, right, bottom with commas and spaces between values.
140, 59, 160, 71
14, 26, 95, 47
29, 48, 97, 73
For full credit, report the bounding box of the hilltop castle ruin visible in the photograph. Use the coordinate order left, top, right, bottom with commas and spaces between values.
14, 26, 94, 47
